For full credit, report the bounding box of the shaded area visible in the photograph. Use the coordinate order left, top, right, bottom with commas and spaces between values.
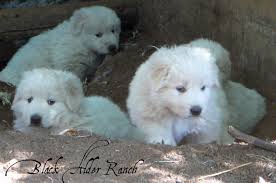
0, 131, 275, 182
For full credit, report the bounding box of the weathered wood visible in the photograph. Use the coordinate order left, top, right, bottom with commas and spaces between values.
0, 40, 17, 68
228, 126, 276, 153
0, 0, 138, 41
0, 0, 12, 4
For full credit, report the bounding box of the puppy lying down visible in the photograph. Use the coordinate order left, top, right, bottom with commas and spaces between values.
12, 69, 144, 141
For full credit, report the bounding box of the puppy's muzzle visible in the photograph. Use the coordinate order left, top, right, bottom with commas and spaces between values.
30, 114, 42, 126
190, 106, 202, 116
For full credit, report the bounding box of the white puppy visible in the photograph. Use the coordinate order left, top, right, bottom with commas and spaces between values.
127, 46, 233, 146
188, 38, 266, 133
0, 6, 121, 86
188, 38, 231, 84
225, 81, 266, 133
12, 69, 144, 141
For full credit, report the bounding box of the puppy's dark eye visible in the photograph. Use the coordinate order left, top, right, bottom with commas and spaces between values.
176, 86, 186, 93
27, 97, 33, 103
201, 86, 206, 91
95, 32, 102, 37
111, 29, 115, 33
47, 99, 55, 105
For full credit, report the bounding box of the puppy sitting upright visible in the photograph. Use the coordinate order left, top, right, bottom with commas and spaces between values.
12, 69, 144, 141
0, 6, 121, 86
127, 46, 233, 146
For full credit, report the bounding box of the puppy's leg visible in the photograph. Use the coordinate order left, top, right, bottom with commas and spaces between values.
62, 62, 89, 81
85, 55, 105, 81
140, 122, 176, 146
56, 55, 105, 82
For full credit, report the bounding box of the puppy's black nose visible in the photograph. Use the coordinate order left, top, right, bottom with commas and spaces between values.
108, 45, 117, 54
30, 114, 42, 126
190, 106, 202, 116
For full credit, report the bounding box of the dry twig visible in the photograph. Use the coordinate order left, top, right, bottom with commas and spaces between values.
198, 162, 252, 180
228, 126, 276, 153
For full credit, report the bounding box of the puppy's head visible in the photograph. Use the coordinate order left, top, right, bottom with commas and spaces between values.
12, 69, 84, 133
148, 46, 220, 118
70, 6, 121, 55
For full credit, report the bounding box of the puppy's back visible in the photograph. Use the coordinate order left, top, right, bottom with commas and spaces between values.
0, 25, 64, 86
77, 96, 145, 141
226, 81, 266, 132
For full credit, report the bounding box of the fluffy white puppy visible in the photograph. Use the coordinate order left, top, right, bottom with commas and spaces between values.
188, 38, 266, 133
225, 81, 266, 133
188, 38, 231, 84
12, 69, 144, 141
0, 6, 121, 86
127, 46, 233, 146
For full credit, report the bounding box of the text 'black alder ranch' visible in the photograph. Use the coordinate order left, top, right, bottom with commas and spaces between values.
5, 140, 144, 183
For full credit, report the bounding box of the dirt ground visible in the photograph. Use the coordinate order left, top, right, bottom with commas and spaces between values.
0, 130, 276, 183
0, 33, 276, 182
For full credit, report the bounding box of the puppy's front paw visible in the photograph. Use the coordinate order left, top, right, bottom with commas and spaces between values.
147, 136, 176, 146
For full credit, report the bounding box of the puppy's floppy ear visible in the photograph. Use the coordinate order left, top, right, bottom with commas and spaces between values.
70, 9, 87, 36
12, 70, 32, 108
64, 76, 84, 112
11, 89, 21, 109
151, 63, 171, 91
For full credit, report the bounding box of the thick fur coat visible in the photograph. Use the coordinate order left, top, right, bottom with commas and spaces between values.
188, 38, 266, 133
12, 69, 144, 141
127, 46, 233, 145
0, 6, 121, 86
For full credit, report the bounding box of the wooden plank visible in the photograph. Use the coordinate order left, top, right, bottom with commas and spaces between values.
0, 0, 138, 41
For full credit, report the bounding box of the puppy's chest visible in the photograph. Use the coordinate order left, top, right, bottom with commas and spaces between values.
77, 53, 97, 65
172, 118, 205, 143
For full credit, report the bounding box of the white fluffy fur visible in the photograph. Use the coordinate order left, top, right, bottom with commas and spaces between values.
127, 46, 233, 146
12, 68, 144, 141
188, 38, 266, 133
188, 38, 231, 84
0, 6, 121, 86
225, 81, 266, 133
